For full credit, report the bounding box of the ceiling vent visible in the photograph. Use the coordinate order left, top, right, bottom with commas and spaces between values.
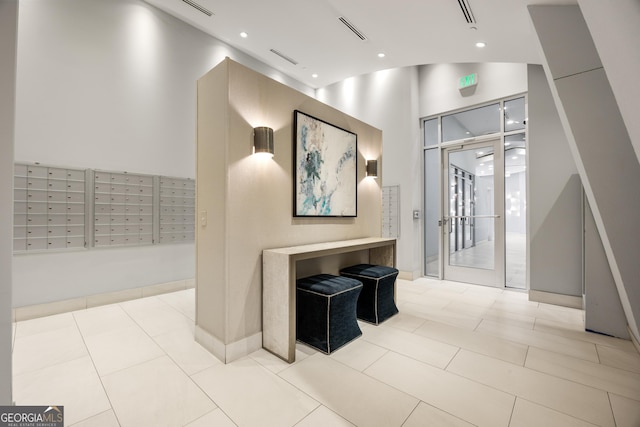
457, 0, 476, 24
338, 16, 368, 41
182, 0, 213, 17
269, 49, 299, 66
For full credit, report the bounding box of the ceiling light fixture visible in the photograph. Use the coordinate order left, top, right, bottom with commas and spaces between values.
475, 41, 486, 48
240, 32, 248, 38
378, 53, 385, 58
312, 74, 318, 78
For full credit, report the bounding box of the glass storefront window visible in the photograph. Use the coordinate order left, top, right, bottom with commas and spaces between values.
504, 97, 526, 132
424, 118, 438, 148
442, 103, 500, 142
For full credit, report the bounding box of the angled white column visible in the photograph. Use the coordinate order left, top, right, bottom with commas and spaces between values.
529, 5, 640, 342
0, 0, 18, 405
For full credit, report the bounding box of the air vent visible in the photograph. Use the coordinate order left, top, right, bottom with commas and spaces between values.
338, 16, 367, 41
457, 0, 476, 24
182, 0, 213, 17
269, 49, 299, 66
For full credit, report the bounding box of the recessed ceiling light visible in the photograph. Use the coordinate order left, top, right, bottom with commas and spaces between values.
312, 74, 318, 78
378, 53, 385, 58
475, 41, 486, 48
240, 32, 248, 38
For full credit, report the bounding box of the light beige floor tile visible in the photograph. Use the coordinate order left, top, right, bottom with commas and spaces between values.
400, 302, 482, 330
609, 393, 640, 427
249, 347, 313, 374
402, 402, 474, 427
12, 324, 88, 375
364, 351, 514, 427
597, 344, 640, 374
396, 281, 429, 297
446, 349, 615, 427
73, 304, 138, 338
15, 312, 77, 338
495, 289, 533, 303
153, 326, 221, 375
478, 319, 599, 362
479, 308, 536, 330
118, 294, 166, 311
491, 300, 545, 318
295, 406, 355, 427
120, 297, 194, 337
184, 409, 236, 427
279, 354, 418, 427
13, 356, 111, 426
83, 324, 164, 376
535, 317, 637, 350
362, 324, 458, 369
193, 357, 319, 427
329, 338, 388, 371
415, 320, 528, 365
102, 356, 216, 427
442, 301, 491, 318
70, 410, 120, 427
382, 312, 426, 332
525, 346, 640, 400
157, 288, 196, 321
444, 293, 498, 310
509, 398, 599, 427
460, 284, 504, 298
537, 303, 584, 325
397, 292, 451, 312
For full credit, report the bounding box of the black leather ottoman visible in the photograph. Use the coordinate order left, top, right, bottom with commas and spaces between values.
340, 264, 399, 324
296, 274, 363, 354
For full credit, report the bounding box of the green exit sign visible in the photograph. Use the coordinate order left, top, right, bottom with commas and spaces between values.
459, 73, 478, 89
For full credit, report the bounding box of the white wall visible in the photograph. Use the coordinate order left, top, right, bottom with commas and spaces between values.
317, 67, 422, 278
13, 0, 313, 306
0, 0, 17, 405
418, 63, 527, 118
578, 0, 640, 163
527, 65, 582, 297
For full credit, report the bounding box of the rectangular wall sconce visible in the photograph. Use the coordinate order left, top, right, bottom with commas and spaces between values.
253, 127, 274, 157
366, 159, 378, 178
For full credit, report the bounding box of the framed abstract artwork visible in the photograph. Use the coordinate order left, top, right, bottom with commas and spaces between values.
293, 110, 357, 217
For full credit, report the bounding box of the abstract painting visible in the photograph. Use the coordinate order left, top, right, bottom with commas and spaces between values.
294, 110, 357, 217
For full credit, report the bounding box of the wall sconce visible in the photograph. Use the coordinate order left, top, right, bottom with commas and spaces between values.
253, 127, 274, 157
366, 159, 378, 178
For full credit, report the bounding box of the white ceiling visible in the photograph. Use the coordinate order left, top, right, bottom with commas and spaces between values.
144, 0, 576, 89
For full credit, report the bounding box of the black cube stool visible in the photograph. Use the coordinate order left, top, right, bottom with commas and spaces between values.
296, 274, 363, 354
340, 264, 399, 324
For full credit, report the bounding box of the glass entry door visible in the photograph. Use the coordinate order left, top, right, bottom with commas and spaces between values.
442, 139, 504, 287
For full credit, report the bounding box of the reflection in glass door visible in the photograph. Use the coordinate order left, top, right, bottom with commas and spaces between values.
443, 140, 504, 287
505, 133, 527, 289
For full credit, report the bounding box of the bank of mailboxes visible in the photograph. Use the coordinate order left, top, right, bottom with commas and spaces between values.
13, 164, 195, 252
13, 164, 86, 251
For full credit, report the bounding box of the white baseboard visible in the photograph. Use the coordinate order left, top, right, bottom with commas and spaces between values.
630, 327, 640, 355
528, 289, 584, 309
195, 326, 262, 364
13, 278, 195, 322
398, 270, 421, 281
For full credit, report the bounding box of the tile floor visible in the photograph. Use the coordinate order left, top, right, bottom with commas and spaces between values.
11, 278, 640, 427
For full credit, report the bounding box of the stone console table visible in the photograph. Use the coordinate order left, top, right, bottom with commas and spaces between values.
262, 237, 396, 362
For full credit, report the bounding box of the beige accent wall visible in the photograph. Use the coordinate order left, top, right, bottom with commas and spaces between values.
196, 58, 383, 351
